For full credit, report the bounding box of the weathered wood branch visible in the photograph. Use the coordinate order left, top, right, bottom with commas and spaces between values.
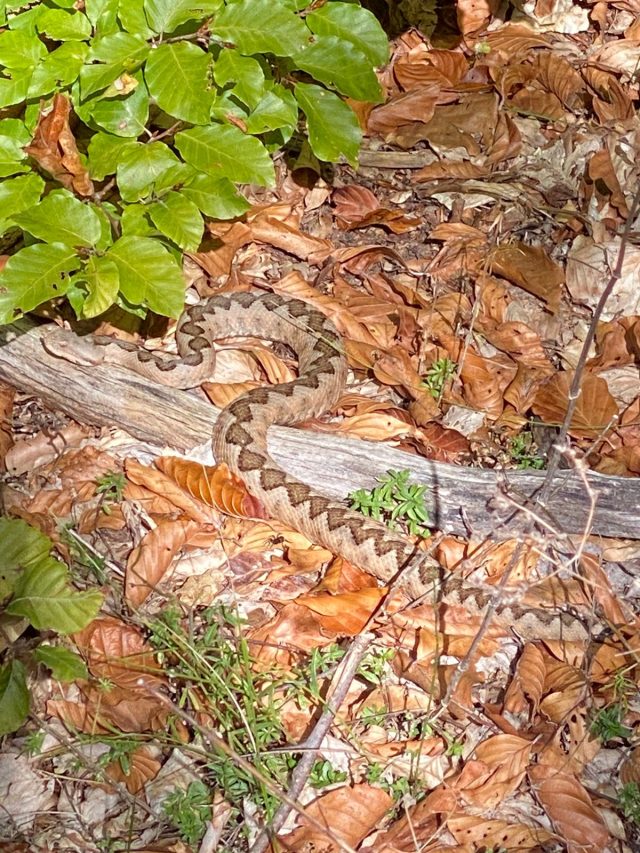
1, 320, 639, 540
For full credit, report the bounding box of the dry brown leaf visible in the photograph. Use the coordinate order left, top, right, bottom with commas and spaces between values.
480, 322, 553, 371
296, 588, 387, 634
125, 519, 201, 607
0, 382, 14, 472
503, 642, 546, 718
448, 815, 553, 850
540, 659, 588, 722
332, 185, 421, 234
489, 243, 563, 311
125, 459, 218, 523
25, 94, 94, 195
459, 349, 517, 419
587, 148, 629, 220
73, 617, 165, 690
156, 457, 263, 520
453, 733, 533, 807
105, 745, 161, 794
248, 602, 332, 669
532, 371, 619, 438
276, 784, 393, 853
244, 204, 332, 264
49, 682, 169, 734
203, 379, 261, 408
483, 24, 550, 55
528, 765, 611, 853
457, 0, 492, 34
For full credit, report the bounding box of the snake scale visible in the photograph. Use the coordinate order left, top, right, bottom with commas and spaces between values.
45, 291, 596, 642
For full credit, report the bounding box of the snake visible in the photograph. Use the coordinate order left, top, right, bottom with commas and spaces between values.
43, 291, 597, 642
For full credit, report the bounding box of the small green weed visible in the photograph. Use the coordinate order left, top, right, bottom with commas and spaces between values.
22, 729, 46, 757
349, 469, 430, 538
309, 759, 348, 788
590, 703, 632, 742
422, 358, 456, 399
95, 471, 127, 513
163, 780, 212, 846
508, 432, 544, 470
148, 606, 293, 823
619, 781, 640, 825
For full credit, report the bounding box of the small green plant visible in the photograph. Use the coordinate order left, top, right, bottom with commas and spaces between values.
163, 780, 212, 846
508, 432, 545, 470
349, 469, 430, 538
147, 605, 294, 823
95, 471, 127, 513
618, 781, 640, 825
0, 518, 102, 736
358, 647, 395, 685
590, 703, 632, 743
22, 729, 46, 757
309, 759, 348, 788
422, 358, 456, 399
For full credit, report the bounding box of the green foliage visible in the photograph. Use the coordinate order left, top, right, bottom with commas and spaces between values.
0, 517, 102, 734
618, 781, 640, 825
309, 759, 347, 788
35, 644, 89, 681
95, 470, 126, 512
163, 780, 212, 846
349, 469, 431, 538
422, 357, 456, 399
147, 605, 294, 821
590, 703, 632, 743
508, 431, 545, 470
0, 0, 388, 325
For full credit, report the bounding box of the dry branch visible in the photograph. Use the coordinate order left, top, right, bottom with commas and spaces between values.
1, 320, 639, 540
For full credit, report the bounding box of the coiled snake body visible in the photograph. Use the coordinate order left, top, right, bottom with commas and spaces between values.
46, 292, 595, 642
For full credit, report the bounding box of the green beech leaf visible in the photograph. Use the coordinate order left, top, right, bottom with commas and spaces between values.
0, 660, 29, 736
12, 189, 103, 247
0, 518, 52, 600
0, 243, 81, 324
6, 558, 102, 633
144, 42, 213, 124
0, 68, 32, 110
37, 8, 92, 40
27, 42, 88, 99
181, 173, 250, 219
293, 36, 382, 103
245, 83, 297, 134
306, 3, 388, 67
116, 141, 183, 202
175, 125, 274, 186
70, 255, 120, 319
88, 75, 149, 137
85, 0, 119, 31
212, 0, 308, 57
144, 0, 223, 34
148, 191, 203, 251
0, 28, 46, 69
88, 31, 148, 65
106, 235, 185, 317
213, 49, 264, 110
295, 82, 361, 167
87, 131, 138, 180
35, 645, 89, 682
0, 118, 30, 174
0, 173, 44, 235
120, 203, 156, 238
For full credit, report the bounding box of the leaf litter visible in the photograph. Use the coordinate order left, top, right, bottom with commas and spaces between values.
3, 11, 640, 853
